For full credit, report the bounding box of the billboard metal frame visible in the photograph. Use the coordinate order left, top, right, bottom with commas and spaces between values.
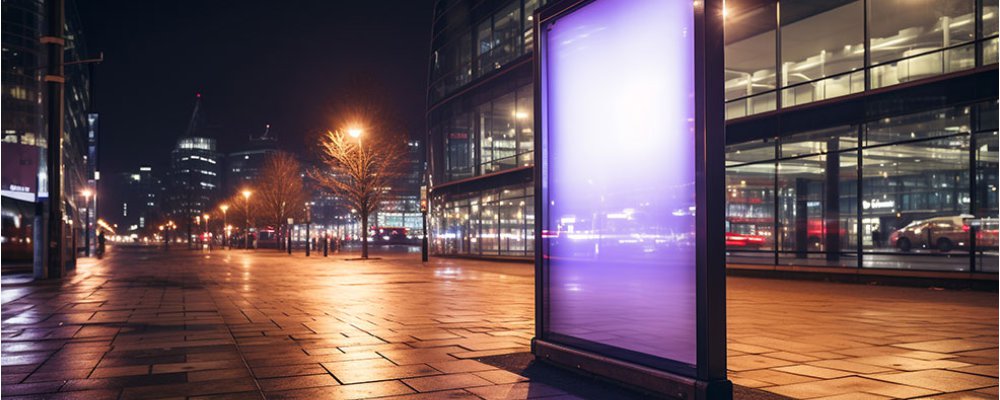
532, 0, 730, 397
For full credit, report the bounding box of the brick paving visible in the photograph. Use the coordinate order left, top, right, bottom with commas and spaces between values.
1, 246, 996, 399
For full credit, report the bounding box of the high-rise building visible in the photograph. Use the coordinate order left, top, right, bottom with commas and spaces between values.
374, 140, 426, 235
225, 125, 278, 196
1, 0, 95, 265
426, 0, 999, 275
165, 95, 222, 242
113, 166, 162, 236
426, 0, 543, 258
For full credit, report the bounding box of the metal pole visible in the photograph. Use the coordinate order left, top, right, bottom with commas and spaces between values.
84, 199, 91, 257
306, 206, 311, 257
39, 0, 66, 279
287, 225, 292, 254
323, 232, 328, 257
245, 197, 250, 250
421, 211, 428, 262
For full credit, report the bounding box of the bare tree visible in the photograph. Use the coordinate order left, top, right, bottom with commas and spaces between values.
215, 190, 261, 248
311, 130, 406, 259
256, 152, 308, 249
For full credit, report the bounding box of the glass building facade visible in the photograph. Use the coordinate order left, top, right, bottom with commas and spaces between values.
427, 0, 998, 274
428, 0, 542, 258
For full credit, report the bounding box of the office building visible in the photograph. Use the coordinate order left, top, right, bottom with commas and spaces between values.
164, 95, 222, 241
426, 0, 998, 274
225, 125, 278, 196
1, 0, 95, 264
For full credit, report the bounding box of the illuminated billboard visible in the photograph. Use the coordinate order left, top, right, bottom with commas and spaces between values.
537, 0, 718, 380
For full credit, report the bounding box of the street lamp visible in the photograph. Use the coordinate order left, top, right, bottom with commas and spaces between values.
305, 202, 313, 257
347, 127, 363, 138
242, 190, 252, 250
81, 188, 93, 257
203, 214, 211, 250
220, 204, 229, 250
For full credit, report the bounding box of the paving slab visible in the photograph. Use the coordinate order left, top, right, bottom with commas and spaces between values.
0, 247, 995, 399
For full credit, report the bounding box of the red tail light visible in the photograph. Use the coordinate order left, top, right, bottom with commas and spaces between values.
962, 224, 970, 232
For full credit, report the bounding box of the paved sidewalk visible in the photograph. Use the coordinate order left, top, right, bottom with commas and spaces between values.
1, 246, 996, 399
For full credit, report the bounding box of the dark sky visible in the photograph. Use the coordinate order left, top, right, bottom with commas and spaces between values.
77, 0, 433, 175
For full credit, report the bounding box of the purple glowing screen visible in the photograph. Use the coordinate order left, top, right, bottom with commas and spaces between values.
542, 0, 697, 365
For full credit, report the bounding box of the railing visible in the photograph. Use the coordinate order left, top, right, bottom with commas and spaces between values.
725, 39, 997, 120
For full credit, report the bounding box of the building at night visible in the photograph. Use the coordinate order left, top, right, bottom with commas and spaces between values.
374, 140, 426, 235
164, 96, 222, 242
1, 0, 95, 263
225, 125, 278, 196
427, 0, 542, 258
112, 166, 163, 236
426, 0, 999, 274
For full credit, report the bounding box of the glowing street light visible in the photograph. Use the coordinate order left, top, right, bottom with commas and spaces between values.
81, 188, 93, 257
347, 128, 363, 138
242, 190, 252, 250
220, 204, 230, 249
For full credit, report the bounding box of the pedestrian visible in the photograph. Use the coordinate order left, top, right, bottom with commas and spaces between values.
97, 231, 106, 259
872, 225, 882, 249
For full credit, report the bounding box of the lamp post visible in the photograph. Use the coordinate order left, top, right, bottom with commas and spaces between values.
220, 204, 229, 250
287, 217, 293, 255
242, 190, 252, 250
305, 202, 312, 257
82, 188, 93, 257
203, 214, 211, 250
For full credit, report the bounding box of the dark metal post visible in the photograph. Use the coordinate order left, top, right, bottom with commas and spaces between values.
287, 225, 292, 254
420, 184, 429, 262
969, 107, 979, 272
38, 0, 66, 279
305, 204, 311, 257
421, 211, 429, 262
323, 232, 329, 257
84, 198, 91, 257
825, 139, 841, 262
695, 0, 730, 393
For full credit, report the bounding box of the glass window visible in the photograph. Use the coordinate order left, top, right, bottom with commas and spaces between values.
776, 151, 858, 267
725, 3, 777, 100
781, 0, 864, 86
515, 84, 533, 166
863, 136, 970, 271
477, 19, 494, 75
493, 1, 521, 63
480, 193, 499, 254
475, 1, 522, 78
780, 0, 864, 106
974, 103, 998, 272
869, 0, 975, 66
727, 138, 776, 166
866, 106, 971, 145
480, 92, 517, 174
445, 111, 475, 180
727, 162, 776, 264
986, 0, 1000, 38
780, 125, 860, 158
524, 0, 540, 52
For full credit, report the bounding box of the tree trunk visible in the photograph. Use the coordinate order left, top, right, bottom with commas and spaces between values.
361, 213, 369, 259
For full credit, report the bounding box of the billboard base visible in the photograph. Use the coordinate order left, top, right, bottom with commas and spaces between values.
533, 339, 732, 400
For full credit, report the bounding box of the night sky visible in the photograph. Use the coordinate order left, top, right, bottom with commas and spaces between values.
77, 0, 433, 175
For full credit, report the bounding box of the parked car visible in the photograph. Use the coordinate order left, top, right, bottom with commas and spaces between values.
889, 215, 973, 253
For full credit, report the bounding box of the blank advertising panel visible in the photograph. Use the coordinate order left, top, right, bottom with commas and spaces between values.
542, 0, 697, 367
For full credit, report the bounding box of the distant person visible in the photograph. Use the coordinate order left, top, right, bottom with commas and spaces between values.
872, 225, 883, 249
97, 231, 106, 259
